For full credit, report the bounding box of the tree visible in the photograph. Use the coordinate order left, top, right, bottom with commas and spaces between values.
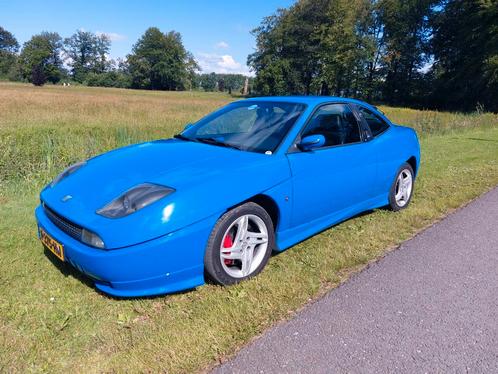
31, 64, 45, 86
248, 4, 327, 95
378, 0, 436, 105
249, 0, 456, 107
19, 32, 64, 85
64, 30, 111, 82
0, 26, 18, 53
430, 0, 498, 111
85, 58, 131, 88
195, 73, 247, 92
248, 0, 380, 97
0, 26, 19, 77
217, 78, 225, 92
127, 27, 198, 90
198, 72, 218, 91
220, 74, 246, 92
317, 0, 378, 97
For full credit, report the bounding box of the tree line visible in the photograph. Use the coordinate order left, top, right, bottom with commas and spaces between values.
1, 0, 496, 112
0, 26, 250, 93
249, 0, 497, 112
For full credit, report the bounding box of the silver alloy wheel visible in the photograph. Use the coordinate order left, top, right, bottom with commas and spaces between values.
395, 168, 413, 207
219, 214, 269, 278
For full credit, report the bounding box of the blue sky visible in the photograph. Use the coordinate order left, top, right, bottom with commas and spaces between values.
0, 0, 295, 75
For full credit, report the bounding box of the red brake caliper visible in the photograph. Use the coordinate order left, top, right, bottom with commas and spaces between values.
223, 233, 234, 266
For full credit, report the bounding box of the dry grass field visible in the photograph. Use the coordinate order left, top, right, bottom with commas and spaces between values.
0, 82, 497, 373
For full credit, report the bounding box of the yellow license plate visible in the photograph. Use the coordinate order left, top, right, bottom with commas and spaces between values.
40, 227, 64, 261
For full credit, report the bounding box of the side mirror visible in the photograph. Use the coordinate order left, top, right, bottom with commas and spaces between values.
184, 123, 194, 131
298, 134, 325, 151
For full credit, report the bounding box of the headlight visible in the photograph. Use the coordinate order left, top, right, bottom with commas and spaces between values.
51, 161, 86, 187
97, 183, 175, 218
81, 229, 105, 249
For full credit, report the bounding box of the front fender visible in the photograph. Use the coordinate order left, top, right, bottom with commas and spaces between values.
53, 154, 292, 249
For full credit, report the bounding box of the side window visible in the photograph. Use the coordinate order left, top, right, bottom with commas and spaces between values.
358, 106, 389, 137
302, 104, 361, 147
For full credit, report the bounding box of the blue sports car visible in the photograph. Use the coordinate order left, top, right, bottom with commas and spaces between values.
35, 97, 420, 297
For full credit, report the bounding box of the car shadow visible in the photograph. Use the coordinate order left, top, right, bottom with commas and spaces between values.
43, 246, 197, 300
44, 247, 95, 289
272, 208, 376, 257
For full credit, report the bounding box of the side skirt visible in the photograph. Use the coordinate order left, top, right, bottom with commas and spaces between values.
275, 194, 388, 252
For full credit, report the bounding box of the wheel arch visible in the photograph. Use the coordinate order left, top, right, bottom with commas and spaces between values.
406, 156, 418, 176
248, 194, 280, 231
224, 194, 280, 233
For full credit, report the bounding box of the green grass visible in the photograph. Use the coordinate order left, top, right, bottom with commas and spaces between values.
0, 82, 497, 373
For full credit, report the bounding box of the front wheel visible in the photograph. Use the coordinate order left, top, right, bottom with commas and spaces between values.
388, 163, 415, 211
204, 202, 274, 285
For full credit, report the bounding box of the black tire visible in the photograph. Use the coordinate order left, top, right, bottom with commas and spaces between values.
388, 162, 415, 211
204, 202, 275, 285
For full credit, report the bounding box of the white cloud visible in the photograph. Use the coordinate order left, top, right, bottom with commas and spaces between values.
96, 31, 126, 42
215, 41, 229, 49
196, 53, 252, 75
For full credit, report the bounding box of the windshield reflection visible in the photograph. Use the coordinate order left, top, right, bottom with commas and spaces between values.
181, 101, 306, 153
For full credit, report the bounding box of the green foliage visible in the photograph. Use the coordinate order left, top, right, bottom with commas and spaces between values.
196, 72, 217, 91
431, 0, 498, 112
249, 0, 382, 96
249, 0, 497, 112
0, 26, 19, 78
318, 0, 379, 97
127, 27, 198, 90
0, 26, 18, 52
195, 73, 248, 92
84, 58, 131, 88
84, 71, 131, 88
378, 0, 435, 104
64, 30, 111, 82
0, 52, 18, 80
248, 7, 315, 95
30, 64, 45, 86
19, 32, 65, 85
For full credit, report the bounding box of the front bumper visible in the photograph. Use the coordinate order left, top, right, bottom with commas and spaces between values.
35, 205, 218, 297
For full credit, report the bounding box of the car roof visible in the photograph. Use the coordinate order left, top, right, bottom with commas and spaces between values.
243, 96, 379, 110
244, 95, 360, 105
241, 96, 386, 119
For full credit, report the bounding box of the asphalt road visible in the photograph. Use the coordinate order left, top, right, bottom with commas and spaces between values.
213, 187, 498, 373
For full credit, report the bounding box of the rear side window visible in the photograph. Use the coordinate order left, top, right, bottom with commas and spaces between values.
358, 107, 389, 137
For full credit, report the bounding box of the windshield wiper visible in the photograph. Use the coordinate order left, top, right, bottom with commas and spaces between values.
196, 137, 242, 150
173, 134, 195, 142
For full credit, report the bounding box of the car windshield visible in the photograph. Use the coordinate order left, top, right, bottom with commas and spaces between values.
180, 101, 306, 153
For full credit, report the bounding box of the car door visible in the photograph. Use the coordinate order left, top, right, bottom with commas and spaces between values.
355, 105, 394, 196
286, 103, 378, 228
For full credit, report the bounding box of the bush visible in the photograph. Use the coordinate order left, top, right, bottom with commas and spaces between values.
31, 65, 46, 86
84, 71, 131, 88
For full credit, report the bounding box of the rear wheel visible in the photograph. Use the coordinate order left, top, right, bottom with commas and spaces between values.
204, 202, 274, 285
388, 163, 414, 211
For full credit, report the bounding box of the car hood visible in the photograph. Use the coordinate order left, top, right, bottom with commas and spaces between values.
40, 139, 290, 248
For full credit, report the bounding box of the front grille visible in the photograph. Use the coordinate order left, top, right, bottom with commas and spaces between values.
43, 203, 83, 241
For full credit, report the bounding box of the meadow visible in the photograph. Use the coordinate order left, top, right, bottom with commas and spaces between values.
0, 82, 497, 373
